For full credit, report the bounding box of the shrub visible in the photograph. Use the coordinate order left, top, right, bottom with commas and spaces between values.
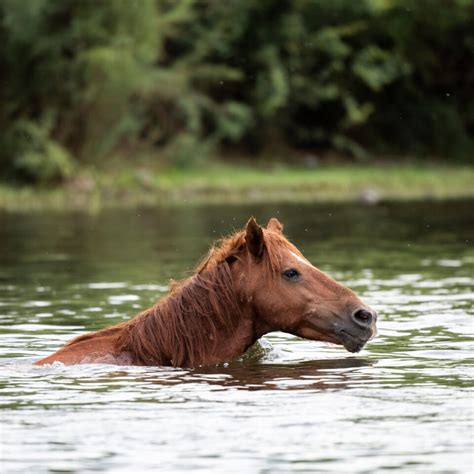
1, 120, 74, 184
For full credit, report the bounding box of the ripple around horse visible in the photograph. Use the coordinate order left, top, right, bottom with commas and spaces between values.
35, 217, 377, 368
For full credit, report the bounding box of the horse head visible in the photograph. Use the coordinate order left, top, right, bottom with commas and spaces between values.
230, 217, 378, 353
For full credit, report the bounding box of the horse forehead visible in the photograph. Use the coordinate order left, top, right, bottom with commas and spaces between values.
289, 251, 314, 268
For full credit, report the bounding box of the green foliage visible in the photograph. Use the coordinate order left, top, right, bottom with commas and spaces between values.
0, 0, 158, 169
164, 133, 213, 170
0, 0, 473, 183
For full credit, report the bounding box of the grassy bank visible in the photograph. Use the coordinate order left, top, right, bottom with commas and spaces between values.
1, 162, 473, 212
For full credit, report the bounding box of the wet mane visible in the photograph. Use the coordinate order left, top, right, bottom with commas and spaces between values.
65, 228, 301, 367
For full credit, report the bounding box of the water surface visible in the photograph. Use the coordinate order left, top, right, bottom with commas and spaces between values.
1, 201, 473, 473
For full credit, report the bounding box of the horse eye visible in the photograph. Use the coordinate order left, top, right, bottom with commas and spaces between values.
283, 268, 300, 280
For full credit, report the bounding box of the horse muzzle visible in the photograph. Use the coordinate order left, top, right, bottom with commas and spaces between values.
338, 308, 378, 353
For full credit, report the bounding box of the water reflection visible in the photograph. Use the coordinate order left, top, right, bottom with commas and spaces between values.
194, 358, 374, 391
81, 358, 374, 393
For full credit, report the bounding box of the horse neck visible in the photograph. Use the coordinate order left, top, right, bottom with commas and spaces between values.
116, 262, 256, 367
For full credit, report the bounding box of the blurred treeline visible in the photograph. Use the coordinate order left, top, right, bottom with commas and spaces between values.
1, 0, 473, 183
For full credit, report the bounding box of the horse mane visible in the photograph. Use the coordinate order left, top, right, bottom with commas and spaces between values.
65, 227, 301, 367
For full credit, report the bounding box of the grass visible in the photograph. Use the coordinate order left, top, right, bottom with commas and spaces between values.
1, 161, 473, 212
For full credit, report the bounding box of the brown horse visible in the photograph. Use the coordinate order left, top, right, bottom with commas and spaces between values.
35, 217, 377, 368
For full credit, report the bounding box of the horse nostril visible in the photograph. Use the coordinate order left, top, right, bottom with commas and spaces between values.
352, 309, 373, 327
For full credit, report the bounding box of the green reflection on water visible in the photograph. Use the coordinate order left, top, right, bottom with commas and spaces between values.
1, 200, 473, 473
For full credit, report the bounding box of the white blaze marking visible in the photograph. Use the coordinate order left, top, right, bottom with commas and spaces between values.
290, 251, 314, 268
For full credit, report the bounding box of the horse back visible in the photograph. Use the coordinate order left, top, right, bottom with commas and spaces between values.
34, 333, 131, 365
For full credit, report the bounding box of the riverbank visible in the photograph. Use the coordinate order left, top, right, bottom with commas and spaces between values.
1, 162, 473, 212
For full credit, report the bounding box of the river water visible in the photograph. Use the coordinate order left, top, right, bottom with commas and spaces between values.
1, 201, 473, 473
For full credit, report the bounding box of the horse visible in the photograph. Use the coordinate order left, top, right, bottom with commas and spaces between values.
35, 217, 377, 367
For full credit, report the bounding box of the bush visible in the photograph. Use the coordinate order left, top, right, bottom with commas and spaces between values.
1, 120, 74, 184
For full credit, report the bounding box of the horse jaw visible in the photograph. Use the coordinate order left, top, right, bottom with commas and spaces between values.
292, 317, 371, 353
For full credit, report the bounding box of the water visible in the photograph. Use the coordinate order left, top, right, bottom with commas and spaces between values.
1, 201, 473, 473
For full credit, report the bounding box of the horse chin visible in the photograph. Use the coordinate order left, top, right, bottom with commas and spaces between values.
295, 319, 370, 353
339, 330, 369, 353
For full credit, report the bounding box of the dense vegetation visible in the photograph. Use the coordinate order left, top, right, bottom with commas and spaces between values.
1, 0, 473, 183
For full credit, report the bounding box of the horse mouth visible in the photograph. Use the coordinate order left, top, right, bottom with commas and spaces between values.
339, 330, 369, 353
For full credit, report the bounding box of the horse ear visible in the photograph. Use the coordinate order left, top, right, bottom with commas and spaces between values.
267, 217, 283, 233
245, 217, 264, 259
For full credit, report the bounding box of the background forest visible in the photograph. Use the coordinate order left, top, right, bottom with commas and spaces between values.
1, 0, 473, 184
